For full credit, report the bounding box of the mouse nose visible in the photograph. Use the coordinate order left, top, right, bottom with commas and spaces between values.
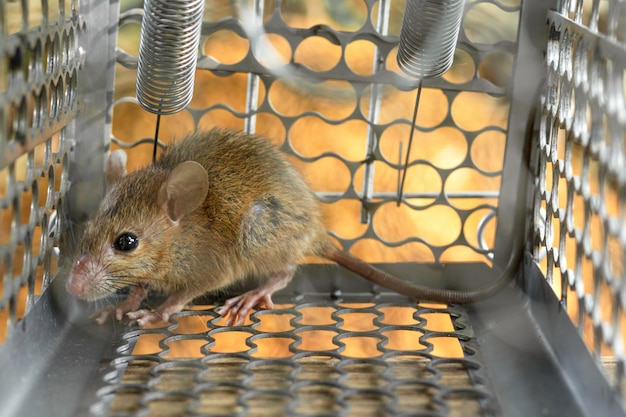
66, 273, 84, 296
66, 255, 91, 296
74, 254, 91, 274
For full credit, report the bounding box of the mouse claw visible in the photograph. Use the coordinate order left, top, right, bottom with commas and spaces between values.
126, 309, 163, 326
92, 308, 115, 325
218, 293, 275, 326
217, 269, 294, 326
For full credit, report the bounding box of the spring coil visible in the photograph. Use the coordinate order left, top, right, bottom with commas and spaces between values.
136, 0, 205, 115
396, 0, 464, 79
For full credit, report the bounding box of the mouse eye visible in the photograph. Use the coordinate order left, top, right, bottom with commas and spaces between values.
113, 232, 139, 252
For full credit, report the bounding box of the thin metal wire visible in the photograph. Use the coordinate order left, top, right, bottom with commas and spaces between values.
397, 80, 422, 206
152, 113, 161, 163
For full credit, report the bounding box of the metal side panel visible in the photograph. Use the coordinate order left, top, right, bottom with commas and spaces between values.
467, 253, 626, 417
0, 279, 117, 417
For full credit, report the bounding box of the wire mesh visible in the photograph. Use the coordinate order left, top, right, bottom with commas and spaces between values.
0, 0, 82, 342
533, 0, 626, 393
92, 293, 499, 417
111, 0, 519, 266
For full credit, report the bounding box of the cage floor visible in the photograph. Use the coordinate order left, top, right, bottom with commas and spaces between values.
100, 298, 495, 417
0, 260, 623, 417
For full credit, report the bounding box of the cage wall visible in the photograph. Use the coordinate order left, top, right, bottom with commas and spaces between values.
112, 0, 515, 267
532, 0, 626, 390
1, 0, 626, 416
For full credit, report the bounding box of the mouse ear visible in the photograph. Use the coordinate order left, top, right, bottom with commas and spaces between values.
157, 161, 209, 223
106, 150, 128, 188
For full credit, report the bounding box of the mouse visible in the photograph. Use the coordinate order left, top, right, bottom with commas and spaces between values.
65, 128, 517, 326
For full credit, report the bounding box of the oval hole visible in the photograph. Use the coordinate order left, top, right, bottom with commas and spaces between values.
362, 86, 448, 127
252, 337, 295, 358
450, 92, 509, 131
440, 245, 489, 263
254, 33, 291, 69
464, 3, 519, 44
295, 36, 341, 72
379, 125, 468, 170
293, 156, 351, 194
338, 335, 382, 358
478, 50, 514, 87
354, 161, 441, 200
297, 330, 339, 352
374, 202, 461, 247
289, 116, 368, 161
464, 208, 497, 251
345, 39, 376, 76
382, 330, 426, 351
442, 48, 476, 84
444, 168, 500, 209
203, 29, 249, 65
190, 71, 257, 111
349, 239, 435, 263
322, 200, 369, 240
269, 79, 356, 120
337, 312, 378, 332
197, 108, 246, 133
471, 130, 506, 173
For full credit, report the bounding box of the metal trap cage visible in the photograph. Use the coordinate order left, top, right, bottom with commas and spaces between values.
1, 0, 625, 416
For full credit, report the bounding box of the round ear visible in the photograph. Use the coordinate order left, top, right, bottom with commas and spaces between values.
106, 150, 128, 188
157, 161, 209, 223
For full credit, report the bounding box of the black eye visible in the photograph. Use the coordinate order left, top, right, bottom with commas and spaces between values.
113, 232, 139, 252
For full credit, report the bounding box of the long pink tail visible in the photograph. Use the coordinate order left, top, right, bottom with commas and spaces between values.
324, 247, 512, 304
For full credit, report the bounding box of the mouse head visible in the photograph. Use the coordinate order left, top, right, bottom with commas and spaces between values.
66, 150, 209, 300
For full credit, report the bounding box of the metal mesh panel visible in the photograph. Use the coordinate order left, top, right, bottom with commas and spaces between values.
533, 0, 626, 392
112, 0, 519, 265
0, 0, 82, 341
93, 294, 499, 417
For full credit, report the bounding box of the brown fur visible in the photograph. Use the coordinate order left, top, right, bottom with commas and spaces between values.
68, 128, 329, 307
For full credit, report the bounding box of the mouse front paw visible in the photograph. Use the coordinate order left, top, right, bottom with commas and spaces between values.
91, 285, 150, 325
91, 307, 116, 325
126, 309, 171, 327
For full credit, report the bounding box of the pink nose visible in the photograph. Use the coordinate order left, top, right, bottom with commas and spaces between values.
66, 254, 91, 296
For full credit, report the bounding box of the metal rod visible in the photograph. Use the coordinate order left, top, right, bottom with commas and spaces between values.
152, 113, 161, 163
243, 0, 264, 134
318, 191, 501, 200
360, 0, 391, 224
396, 80, 423, 206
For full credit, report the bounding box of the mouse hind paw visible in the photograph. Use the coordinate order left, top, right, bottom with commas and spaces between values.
217, 266, 295, 326
217, 292, 275, 326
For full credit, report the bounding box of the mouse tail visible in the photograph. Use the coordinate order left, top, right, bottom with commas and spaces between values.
322, 246, 515, 304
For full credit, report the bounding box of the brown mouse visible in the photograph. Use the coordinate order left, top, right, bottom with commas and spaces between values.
66, 128, 516, 326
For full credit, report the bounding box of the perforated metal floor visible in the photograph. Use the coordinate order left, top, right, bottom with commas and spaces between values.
100, 301, 494, 417
80, 264, 503, 417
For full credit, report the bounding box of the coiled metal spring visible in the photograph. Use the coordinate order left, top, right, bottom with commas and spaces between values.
396, 0, 465, 204
136, 0, 205, 115
397, 0, 464, 79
